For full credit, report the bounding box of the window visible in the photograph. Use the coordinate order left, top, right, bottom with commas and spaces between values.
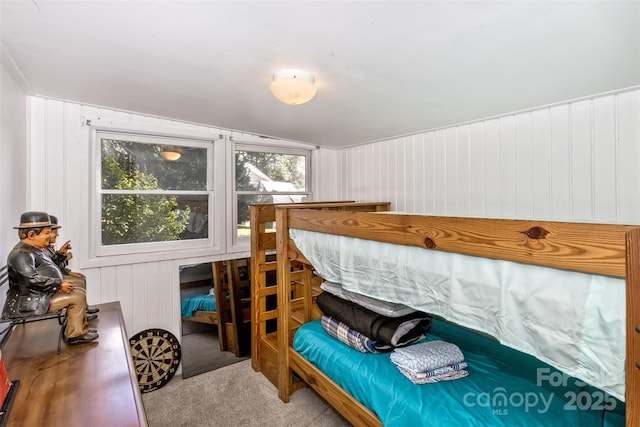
95, 131, 213, 255
233, 144, 311, 244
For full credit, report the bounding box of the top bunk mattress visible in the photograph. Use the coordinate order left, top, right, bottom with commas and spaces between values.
293, 318, 624, 427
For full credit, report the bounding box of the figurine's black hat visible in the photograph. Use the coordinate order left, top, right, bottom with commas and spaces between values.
13, 211, 54, 229
49, 215, 62, 229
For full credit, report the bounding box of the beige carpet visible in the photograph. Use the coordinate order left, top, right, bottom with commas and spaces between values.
181, 329, 249, 379
142, 359, 350, 427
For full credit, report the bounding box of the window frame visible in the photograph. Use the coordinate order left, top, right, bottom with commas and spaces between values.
227, 141, 313, 252
91, 129, 219, 258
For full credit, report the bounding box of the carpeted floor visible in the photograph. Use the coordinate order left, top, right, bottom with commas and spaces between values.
181, 329, 249, 378
142, 359, 350, 427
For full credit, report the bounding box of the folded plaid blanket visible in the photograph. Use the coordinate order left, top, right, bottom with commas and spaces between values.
396, 365, 469, 384
402, 362, 467, 379
321, 315, 393, 353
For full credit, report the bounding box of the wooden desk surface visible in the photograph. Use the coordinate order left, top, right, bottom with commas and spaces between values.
2, 301, 148, 427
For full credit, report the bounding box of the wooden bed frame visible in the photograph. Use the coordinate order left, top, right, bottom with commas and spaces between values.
249, 201, 391, 388
274, 209, 640, 426
182, 259, 251, 356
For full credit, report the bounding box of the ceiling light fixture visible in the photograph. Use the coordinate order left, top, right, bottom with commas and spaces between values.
161, 150, 181, 161
270, 70, 317, 105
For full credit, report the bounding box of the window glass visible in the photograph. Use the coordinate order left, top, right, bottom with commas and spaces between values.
101, 139, 207, 191
234, 148, 310, 240
99, 135, 211, 247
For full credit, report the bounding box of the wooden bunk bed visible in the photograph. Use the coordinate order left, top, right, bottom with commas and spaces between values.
274, 208, 640, 426
250, 201, 391, 388
181, 259, 251, 356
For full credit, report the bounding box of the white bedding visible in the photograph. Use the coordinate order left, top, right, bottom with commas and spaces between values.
290, 228, 626, 401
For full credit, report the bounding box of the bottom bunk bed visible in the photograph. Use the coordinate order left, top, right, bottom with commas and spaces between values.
274, 209, 640, 426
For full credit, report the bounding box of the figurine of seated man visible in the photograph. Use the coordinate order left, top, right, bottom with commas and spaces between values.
46, 215, 99, 316
1, 211, 98, 345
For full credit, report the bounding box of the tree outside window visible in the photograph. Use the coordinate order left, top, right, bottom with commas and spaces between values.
99, 134, 210, 246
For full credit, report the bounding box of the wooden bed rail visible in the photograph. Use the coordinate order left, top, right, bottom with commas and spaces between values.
284, 210, 633, 277
249, 201, 391, 388
275, 208, 640, 425
626, 227, 640, 426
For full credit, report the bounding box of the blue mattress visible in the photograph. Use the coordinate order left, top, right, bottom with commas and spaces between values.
293, 318, 625, 426
181, 294, 216, 318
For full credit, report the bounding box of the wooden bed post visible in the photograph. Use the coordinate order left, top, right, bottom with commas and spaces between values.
212, 261, 229, 352
275, 206, 292, 403
250, 204, 267, 372
627, 227, 640, 426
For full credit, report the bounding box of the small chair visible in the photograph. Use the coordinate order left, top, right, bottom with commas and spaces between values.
0, 265, 67, 354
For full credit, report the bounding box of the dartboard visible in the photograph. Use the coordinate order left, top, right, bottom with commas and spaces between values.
130, 328, 181, 393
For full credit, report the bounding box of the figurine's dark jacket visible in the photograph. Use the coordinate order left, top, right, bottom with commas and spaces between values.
2, 242, 62, 319
45, 246, 70, 274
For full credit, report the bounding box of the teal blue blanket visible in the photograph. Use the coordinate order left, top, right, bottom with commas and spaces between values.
293, 318, 625, 426
181, 294, 216, 318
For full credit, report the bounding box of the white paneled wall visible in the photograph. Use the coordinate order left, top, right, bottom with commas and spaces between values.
340, 89, 640, 223
0, 64, 28, 312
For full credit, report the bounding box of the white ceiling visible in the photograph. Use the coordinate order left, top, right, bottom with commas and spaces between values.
1, 1, 638, 148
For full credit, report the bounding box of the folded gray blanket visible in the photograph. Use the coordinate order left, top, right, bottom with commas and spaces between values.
390, 340, 465, 372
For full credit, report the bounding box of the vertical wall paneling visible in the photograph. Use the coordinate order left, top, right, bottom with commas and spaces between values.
395, 138, 407, 211
592, 96, 617, 221
339, 88, 640, 224
386, 139, 396, 209
549, 105, 572, 218
404, 137, 414, 212
424, 132, 436, 214
570, 100, 594, 220
130, 264, 148, 334
82, 268, 101, 308
483, 120, 500, 217
363, 142, 371, 202
433, 130, 446, 214
116, 264, 135, 331
445, 128, 458, 215
28, 98, 47, 208
340, 149, 349, 200
498, 116, 516, 217
468, 122, 486, 217
313, 148, 341, 201
379, 141, 390, 204
617, 91, 640, 222
45, 101, 65, 216
360, 144, 367, 199
371, 141, 381, 202
346, 146, 356, 198
457, 126, 471, 217
531, 109, 552, 218
62, 103, 88, 257
413, 135, 425, 213
142, 262, 163, 329
514, 113, 534, 217
98, 266, 118, 305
